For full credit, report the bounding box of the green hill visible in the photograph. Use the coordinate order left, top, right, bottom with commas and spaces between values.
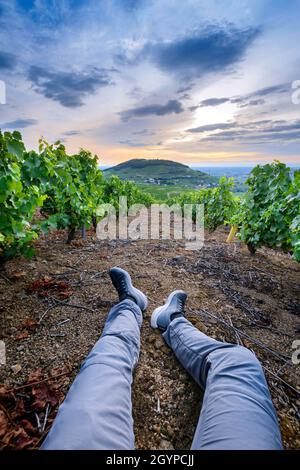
104, 159, 217, 189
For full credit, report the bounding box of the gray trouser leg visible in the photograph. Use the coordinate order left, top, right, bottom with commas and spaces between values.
163, 317, 282, 450
41, 299, 142, 450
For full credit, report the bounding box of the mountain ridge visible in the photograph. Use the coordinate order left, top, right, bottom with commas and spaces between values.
104, 158, 217, 186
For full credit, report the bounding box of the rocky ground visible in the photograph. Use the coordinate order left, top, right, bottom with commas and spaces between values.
0, 226, 299, 449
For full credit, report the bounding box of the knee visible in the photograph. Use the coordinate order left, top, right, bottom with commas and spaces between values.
224, 345, 262, 372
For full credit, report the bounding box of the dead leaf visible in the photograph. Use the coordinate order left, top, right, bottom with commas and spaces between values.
26, 276, 54, 294
3, 427, 34, 449
14, 331, 29, 341
32, 383, 60, 409
21, 318, 38, 330
27, 369, 43, 383
57, 281, 69, 290
26, 279, 43, 294
38, 290, 49, 298
0, 386, 10, 398
11, 398, 26, 419
49, 366, 66, 377
58, 290, 72, 299
26, 276, 71, 299
10, 270, 27, 281
71, 240, 84, 247
19, 419, 36, 435
0, 410, 8, 438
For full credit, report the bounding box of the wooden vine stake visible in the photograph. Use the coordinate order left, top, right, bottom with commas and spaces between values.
226, 225, 238, 243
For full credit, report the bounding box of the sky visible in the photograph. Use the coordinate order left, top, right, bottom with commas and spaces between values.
0, 0, 300, 166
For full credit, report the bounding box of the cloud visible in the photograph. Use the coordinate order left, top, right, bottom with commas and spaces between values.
142, 25, 260, 78
191, 82, 289, 111
195, 95, 265, 109
239, 98, 265, 108
187, 122, 235, 133
179, 93, 191, 101
28, 66, 113, 107
176, 84, 195, 94
199, 119, 300, 143
199, 98, 230, 108
132, 128, 156, 136
247, 131, 300, 142
119, 139, 147, 147
0, 51, 17, 70
261, 120, 300, 133
63, 130, 81, 136
251, 84, 289, 97
202, 130, 300, 143
189, 97, 231, 110
119, 138, 162, 147
119, 99, 184, 121
0, 118, 38, 129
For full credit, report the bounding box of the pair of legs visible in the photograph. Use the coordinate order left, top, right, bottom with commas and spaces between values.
41, 268, 282, 450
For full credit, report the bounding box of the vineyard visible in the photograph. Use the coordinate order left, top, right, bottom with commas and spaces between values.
0, 130, 300, 450
0, 131, 154, 259
0, 131, 299, 262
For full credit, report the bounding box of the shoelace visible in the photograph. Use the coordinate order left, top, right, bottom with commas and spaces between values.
118, 276, 128, 293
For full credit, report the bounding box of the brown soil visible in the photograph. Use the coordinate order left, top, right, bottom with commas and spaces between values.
0, 226, 299, 449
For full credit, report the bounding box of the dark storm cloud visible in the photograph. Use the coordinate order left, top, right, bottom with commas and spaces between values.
1, 118, 38, 129
143, 25, 260, 77
28, 66, 113, 108
119, 99, 184, 121
0, 51, 17, 70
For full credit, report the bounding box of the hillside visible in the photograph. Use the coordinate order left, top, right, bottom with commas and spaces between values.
104, 159, 217, 189
0, 226, 299, 449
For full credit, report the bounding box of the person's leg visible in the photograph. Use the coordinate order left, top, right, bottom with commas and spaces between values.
163, 317, 283, 450
151, 291, 282, 450
41, 267, 148, 450
41, 299, 142, 450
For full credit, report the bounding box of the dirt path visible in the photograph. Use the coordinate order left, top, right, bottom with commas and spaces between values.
1, 227, 299, 449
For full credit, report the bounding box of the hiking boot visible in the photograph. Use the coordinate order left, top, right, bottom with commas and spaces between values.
109, 267, 148, 311
151, 290, 187, 331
